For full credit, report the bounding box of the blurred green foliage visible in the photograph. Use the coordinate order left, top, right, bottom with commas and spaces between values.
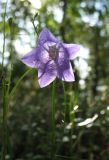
0, 0, 109, 159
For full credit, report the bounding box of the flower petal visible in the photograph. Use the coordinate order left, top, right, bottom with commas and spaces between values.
38, 60, 57, 88
57, 59, 75, 82
63, 43, 81, 60
21, 48, 40, 68
21, 47, 50, 68
37, 28, 58, 46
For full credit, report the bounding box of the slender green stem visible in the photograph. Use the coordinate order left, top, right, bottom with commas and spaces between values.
62, 81, 67, 124
69, 84, 78, 158
1, 80, 9, 160
1, 1, 8, 159
32, 19, 39, 36
51, 81, 56, 160
54, 81, 67, 157
7, 18, 13, 95
56, 154, 73, 159
9, 69, 32, 98
31, 13, 39, 36
69, 91, 74, 157
1, 0, 8, 72
1, 68, 32, 159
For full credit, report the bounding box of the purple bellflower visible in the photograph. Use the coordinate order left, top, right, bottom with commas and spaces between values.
21, 28, 81, 88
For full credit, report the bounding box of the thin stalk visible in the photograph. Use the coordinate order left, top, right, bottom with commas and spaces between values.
1, 80, 9, 160
62, 81, 67, 124
1, 1, 8, 159
69, 84, 78, 158
1, 0, 8, 72
69, 91, 75, 158
56, 154, 73, 159
31, 13, 39, 36
54, 81, 67, 158
51, 81, 56, 160
9, 69, 32, 98
7, 18, 13, 95
1, 68, 32, 159
32, 19, 39, 36
5, 18, 15, 160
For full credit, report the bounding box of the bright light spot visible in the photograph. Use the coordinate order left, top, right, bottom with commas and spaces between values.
78, 46, 89, 59
14, 39, 31, 56
62, 120, 64, 123
47, 5, 63, 23
100, 110, 105, 115
80, 2, 86, 8
97, 85, 107, 92
82, 12, 99, 26
1, 0, 7, 2
95, 2, 103, 10
79, 80, 85, 89
79, 59, 89, 78
74, 105, 79, 111
107, 106, 109, 110
66, 123, 72, 130
72, 135, 76, 139
4, 51, 10, 58
75, 46, 89, 79
28, 0, 41, 9
54, 7, 63, 23
62, 136, 69, 142
78, 114, 98, 127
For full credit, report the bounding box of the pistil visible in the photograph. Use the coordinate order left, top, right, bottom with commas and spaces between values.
49, 45, 58, 60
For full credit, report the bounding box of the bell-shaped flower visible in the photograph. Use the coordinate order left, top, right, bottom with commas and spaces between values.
21, 28, 81, 88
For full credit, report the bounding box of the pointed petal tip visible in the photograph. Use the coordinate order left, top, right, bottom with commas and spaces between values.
42, 27, 49, 31
60, 76, 75, 82
21, 55, 26, 63
40, 27, 50, 35
57, 61, 76, 82
77, 44, 82, 51
38, 77, 56, 88
63, 43, 82, 60
39, 83, 49, 88
21, 56, 25, 61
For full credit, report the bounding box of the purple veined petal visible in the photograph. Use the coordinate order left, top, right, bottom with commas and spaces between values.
21, 47, 50, 68
57, 43, 69, 60
37, 28, 59, 46
21, 48, 40, 68
57, 59, 75, 82
38, 60, 57, 88
38, 47, 50, 64
56, 44, 75, 81
63, 43, 81, 60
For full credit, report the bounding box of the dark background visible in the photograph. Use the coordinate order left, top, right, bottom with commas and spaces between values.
0, 0, 109, 159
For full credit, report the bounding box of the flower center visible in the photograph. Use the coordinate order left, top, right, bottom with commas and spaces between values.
49, 45, 58, 59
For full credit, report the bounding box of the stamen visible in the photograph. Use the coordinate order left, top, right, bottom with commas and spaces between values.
49, 45, 58, 59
